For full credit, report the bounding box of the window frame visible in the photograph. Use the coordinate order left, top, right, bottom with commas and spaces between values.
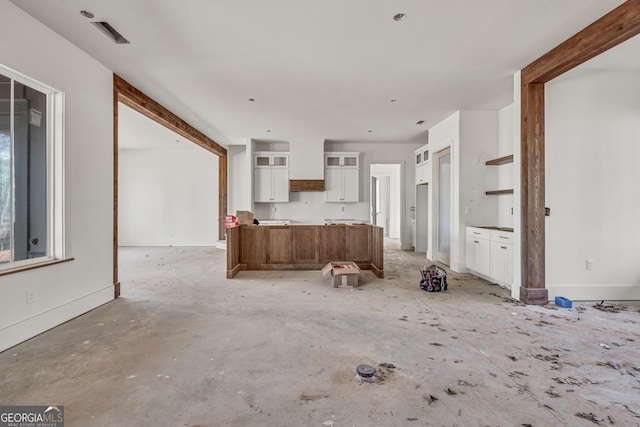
0, 63, 65, 272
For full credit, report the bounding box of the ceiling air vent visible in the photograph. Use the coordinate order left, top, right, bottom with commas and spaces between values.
92, 21, 130, 44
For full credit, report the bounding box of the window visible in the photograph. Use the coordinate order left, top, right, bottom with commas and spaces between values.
0, 65, 64, 270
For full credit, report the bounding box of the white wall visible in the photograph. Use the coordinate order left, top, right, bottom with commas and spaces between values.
497, 104, 515, 228
289, 139, 324, 180
427, 111, 499, 272
0, 2, 114, 351
227, 143, 252, 214
119, 147, 219, 246
512, 72, 522, 301
545, 70, 640, 300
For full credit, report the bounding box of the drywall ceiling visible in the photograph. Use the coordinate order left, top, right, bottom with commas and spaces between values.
10, 0, 631, 146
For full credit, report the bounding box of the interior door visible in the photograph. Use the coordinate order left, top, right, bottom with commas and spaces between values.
436, 148, 451, 265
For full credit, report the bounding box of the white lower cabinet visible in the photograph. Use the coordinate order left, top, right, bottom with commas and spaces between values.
466, 228, 491, 276
466, 227, 513, 287
490, 230, 514, 285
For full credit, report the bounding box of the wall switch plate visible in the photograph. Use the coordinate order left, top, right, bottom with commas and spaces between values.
465, 207, 471, 215
26, 289, 36, 304
586, 259, 594, 270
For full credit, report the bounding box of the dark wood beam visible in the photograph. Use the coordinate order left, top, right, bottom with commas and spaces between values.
113, 74, 227, 158
520, 83, 547, 304
522, 0, 640, 84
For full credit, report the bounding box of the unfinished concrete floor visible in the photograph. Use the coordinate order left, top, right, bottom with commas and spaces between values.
1, 241, 640, 426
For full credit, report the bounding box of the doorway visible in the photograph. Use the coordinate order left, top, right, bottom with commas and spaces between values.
113, 75, 228, 297
371, 175, 390, 234
435, 147, 451, 265
370, 164, 401, 240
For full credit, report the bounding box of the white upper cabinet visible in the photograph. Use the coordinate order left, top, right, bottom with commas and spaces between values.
324, 152, 359, 202
254, 152, 289, 202
415, 143, 429, 185
255, 153, 288, 168
325, 152, 359, 169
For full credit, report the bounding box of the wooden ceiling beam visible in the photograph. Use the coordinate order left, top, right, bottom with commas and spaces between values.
522, 0, 640, 84
114, 74, 227, 158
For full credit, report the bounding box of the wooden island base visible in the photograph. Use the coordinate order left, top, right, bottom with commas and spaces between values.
226, 224, 384, 279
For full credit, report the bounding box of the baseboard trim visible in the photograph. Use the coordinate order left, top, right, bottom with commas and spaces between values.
548, 284, 640, 301
0, 285, 114, 352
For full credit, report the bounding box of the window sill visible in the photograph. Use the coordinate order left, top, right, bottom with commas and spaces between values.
0, 257, 75, 277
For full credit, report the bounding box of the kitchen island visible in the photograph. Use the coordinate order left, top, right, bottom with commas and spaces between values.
226, 224, 384, 279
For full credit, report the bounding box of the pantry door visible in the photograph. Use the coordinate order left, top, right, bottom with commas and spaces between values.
435, 147, 451, 265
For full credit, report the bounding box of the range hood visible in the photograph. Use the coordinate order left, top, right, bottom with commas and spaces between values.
290, 179, 324, 192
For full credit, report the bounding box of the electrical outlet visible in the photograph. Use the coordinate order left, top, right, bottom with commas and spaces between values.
465, 207, 471, 215
586, 259, 594, 270
26, 289, 36, 304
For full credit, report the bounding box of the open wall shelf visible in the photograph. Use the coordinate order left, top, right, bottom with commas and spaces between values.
485, 189, 514, 195
485, 154, 514, 166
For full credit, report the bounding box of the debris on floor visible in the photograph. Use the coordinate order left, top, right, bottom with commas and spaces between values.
299, 393, 328, 401
375, 362, 396, 383
424, 394, 438, 405
593, 300, 628, 312
575, 412, 604, 425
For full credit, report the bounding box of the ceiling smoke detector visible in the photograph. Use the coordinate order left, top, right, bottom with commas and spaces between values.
80, 10, 94, 19
393, 13, 406, 21
92, 21, 130, 44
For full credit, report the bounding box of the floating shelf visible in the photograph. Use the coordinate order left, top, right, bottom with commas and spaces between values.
485, 189, 514, 195
486, 154, 514, 166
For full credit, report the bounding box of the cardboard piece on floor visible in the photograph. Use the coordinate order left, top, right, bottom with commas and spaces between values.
321, 262, 361, 288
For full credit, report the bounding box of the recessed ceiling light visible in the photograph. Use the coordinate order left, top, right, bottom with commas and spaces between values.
80, 10, 94, 19
266, 130, 271, 133
416, 120, 425, 125
368, 130, 373, 133
248, 98, 255, 102
390, 99, 398, 103
393, 13, 406, 21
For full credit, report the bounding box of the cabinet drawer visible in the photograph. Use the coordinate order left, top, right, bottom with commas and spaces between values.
491, 230, 513, 243
466, 227, 490, 240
